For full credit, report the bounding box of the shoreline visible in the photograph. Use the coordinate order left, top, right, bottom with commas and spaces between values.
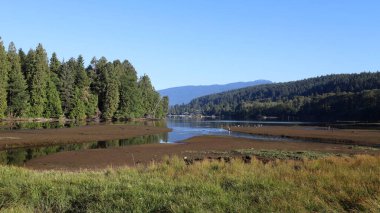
24, 135, 380, 170
229, 126, 380, 147
0, 124, 171, 150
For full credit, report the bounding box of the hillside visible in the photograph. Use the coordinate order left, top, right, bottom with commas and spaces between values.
171, 72, 380, 121
159, 80, 271, 105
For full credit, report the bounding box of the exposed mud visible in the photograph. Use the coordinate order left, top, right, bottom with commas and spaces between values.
25, 135, 380, 170
0, 124, 171, 150
229, 126, 380, 147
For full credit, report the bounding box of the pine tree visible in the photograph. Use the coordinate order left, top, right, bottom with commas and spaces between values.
75, 55, 89, 89
115, 60, 141, 119
102, 62, 120, 120
45, 79, 63, 118
161, 96, 169, 118
59, 60, 75, 116
6, 42, 29, 117
26, 44, 49, 117
69, 88, 86, 120
0, 38, 10, 118
18, 48, 27, 78
49, 52, 61, 89
138, 75, 157, 117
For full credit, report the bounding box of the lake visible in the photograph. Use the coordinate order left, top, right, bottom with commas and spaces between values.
0, 118, 373, 166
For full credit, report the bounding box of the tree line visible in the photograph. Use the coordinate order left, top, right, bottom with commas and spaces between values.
0, 39, 168, 120
171, 72, 380, 121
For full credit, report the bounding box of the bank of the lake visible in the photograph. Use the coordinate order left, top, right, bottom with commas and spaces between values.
230, 125, 380, 147
0, 124, 171, 150
25, 135, 380, 170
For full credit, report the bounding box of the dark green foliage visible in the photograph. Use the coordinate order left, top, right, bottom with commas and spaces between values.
45, 79, 63, 118
26, 44, 49, 117
0, 39, 10, 118
59, 60, 75, 116
173, 72, 380, 121
75, 55, 90, 89
115, 60, 141, 119
0, 40, 167, 120
298, 90, 380, 121
49, 52, 61, 89
69, 88, 86, 120
102, 62, 120, 120
138, 75, 162, 118
84, 92, 98, 118
6, 42, 29, 117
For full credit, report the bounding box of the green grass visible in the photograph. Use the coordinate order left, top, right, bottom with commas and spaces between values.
184, 148, 342, 160
0, 155, 379, 212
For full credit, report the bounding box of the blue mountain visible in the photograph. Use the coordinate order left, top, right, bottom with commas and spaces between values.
159, 80, 272, 105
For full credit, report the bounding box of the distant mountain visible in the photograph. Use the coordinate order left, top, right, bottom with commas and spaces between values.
159, 80, 272, 105
172, 72, 380, 122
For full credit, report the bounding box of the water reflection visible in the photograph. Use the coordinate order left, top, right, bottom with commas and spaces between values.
0, 133, 168, 166
2, 118, 377, 166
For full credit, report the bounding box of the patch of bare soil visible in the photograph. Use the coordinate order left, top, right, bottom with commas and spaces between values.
25, 135, 380, 170
0, 124, 170, 150
229, 126, 380, 147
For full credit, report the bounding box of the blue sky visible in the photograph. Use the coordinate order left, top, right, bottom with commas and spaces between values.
1, 0, 379, 90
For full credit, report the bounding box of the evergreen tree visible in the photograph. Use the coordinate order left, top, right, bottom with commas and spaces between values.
161, 96, 169, 118
69, 88, 86, 120
6, 42, 29, 117
75, 55, 90, 89
18, 48, 27, 78
115, 60, 141, 119
0, 38, 10, 118
45, 79, 63, 118
49, 52, 61, 89
138, 75, 157, 117
59, 60, 75, 116
0, 40, 167, 121
26, 44, 49, 117
102, 62, 120, 120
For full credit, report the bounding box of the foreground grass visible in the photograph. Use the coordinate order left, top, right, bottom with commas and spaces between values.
1, 155, 380, 212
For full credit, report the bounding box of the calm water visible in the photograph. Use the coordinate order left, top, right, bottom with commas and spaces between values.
0, 118, 372, 165
164, 119, 310, 142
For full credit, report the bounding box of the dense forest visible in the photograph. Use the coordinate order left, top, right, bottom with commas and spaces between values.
0, 39, 168, 120
171, 72, 380, 121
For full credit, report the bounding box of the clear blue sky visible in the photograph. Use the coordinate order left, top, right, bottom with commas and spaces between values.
1, 0, 379, 90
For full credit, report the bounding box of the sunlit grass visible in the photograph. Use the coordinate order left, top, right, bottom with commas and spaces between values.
0, 155, 379, 212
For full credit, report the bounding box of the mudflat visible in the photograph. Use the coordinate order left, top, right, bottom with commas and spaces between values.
0, 124, 171, 150
230, 126, 380, 147
25, 135, 380, 170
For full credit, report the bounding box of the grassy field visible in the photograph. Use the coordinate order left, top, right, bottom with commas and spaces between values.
1, 155, 379, 212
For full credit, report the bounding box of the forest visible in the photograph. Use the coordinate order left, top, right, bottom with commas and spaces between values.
0, 39, 168, 121
171, 72, 380, 121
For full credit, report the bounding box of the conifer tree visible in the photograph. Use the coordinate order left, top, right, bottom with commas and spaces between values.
102, 62, 120, 120
138, 75, 157, 117
27, 44, 49, 117
69, 87, 86, 120
59, 60, 75, 116
116, 60, 141, 119
18, 48, 27, 78
49, 52, 61, 89
75, 55, 90, 89
6, 42, 29, 117
45, 79, 63, 118
0, 38, 10, 118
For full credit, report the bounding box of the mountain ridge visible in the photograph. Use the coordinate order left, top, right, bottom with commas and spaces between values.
159, 80, 272, 105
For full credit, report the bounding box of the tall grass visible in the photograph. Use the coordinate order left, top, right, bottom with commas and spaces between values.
0, 155, 379, 212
